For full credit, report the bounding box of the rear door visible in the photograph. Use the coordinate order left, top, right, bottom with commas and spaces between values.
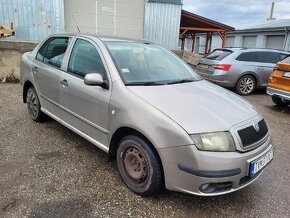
255, 52, 284, 86
59, 37, 111, 148
32, 36, 71, 117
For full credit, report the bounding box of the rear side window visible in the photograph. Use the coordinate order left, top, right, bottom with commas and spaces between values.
67, 39, 106, 78
257, 52, 281, 64
204, 49, 232, 60
236, 51, 283, 64
36, 37, 71, 68
236, 52, 259, 62
281, 55, 290, 64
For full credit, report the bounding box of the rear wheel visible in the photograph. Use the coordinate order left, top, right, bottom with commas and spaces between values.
235, 75, 256, 95
117, 135, 163, 196
272, 96, 290, 107
26, 87, 44, 122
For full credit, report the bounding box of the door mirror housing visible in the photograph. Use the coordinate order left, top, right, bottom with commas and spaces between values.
84, 73, 104, 86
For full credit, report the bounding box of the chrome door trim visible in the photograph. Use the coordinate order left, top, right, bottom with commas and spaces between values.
41, 107, 109, 153
40, 94, 109, 134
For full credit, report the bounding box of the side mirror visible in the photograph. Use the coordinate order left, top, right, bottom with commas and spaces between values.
84, 73, 104, 86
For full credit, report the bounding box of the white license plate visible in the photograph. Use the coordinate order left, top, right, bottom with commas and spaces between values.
250, 148, 273, 177
283, 72, 290, 78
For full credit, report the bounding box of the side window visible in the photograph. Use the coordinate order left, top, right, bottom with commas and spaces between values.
68, 39, 106, 78
236, 52, 259, 62
256, 52, 280, 64
36, 37, 70, 68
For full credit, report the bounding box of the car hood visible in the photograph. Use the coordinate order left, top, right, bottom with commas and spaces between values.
127, 80, 258, 134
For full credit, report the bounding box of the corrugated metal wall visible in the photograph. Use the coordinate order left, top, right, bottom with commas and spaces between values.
144, 2, 182, 49
0, 0, 65, 41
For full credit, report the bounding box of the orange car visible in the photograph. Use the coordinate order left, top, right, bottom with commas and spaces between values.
267, 55, 290, 106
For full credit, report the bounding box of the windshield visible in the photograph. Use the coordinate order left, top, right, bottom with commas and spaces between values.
105, 42, 201, 85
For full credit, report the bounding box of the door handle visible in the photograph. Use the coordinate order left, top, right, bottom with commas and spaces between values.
32, 66, 38, 73
60, 79, 68, 87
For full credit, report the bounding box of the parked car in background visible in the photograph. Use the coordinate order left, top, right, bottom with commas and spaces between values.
21, 34, 273, 196
196, 48, 289, 95
267, 55, 290, 106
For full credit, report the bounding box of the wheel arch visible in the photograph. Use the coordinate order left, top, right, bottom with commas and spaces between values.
109, 127, 159, 158
237, 72, 259, 86
23, 80, 34, 103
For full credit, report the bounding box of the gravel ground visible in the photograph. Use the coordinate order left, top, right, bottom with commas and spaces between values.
0, 83, 290, 218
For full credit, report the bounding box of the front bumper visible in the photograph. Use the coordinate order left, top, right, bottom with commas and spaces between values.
158, 137, 273, 196
267, 87, 290, 101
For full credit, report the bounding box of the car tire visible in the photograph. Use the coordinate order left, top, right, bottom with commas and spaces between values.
235, 75, 256, 95
272, 96, 290, 107
117, 135, 163, 196
26, 87, 45, 122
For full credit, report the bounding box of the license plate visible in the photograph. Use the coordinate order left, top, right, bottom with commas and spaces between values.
283, 72, 290, 78
250, 148, 273, 177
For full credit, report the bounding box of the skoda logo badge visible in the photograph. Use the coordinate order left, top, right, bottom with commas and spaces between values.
253, 122, 260, 132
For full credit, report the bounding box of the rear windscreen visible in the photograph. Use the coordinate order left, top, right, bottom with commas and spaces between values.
204, 49, 232, 61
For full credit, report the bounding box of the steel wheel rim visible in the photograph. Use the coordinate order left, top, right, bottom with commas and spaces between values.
239, 77, 254, 94
27, 90, 39, 118
122, 145, 148, 184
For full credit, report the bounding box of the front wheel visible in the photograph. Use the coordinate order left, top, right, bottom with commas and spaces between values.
26, 87, 44, 122
272, 96, 290, 107
117, 135, 163, 196
235, 75, 256, 95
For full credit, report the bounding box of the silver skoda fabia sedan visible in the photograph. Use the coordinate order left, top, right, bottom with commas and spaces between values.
20, 33, 273, 196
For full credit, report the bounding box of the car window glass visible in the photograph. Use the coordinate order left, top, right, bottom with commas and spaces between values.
279, 53, 288, 61
257, 52, 280, 64
106, 42, 201, 84
204, 49, 232, 60
68, 39, 106, 78
36, 37, 71, 68
236, 52, 259, 62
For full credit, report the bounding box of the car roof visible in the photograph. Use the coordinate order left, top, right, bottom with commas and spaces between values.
47, 32, 153, 44
224, 47, 289, 53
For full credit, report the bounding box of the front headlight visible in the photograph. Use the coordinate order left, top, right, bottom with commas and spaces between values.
191, 132, 235, 152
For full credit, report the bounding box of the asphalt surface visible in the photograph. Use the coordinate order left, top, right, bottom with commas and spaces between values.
0, 83, 290, 218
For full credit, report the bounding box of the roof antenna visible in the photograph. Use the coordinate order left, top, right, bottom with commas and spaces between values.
72, 15, 80, 33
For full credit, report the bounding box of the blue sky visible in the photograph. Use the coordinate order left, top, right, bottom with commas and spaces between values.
182, 0, 290, 28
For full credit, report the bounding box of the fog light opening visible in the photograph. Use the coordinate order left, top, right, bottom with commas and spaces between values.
200, 182, 232, 194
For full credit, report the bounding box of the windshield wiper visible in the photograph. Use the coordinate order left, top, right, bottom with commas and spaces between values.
166, 78, 195, 85
125, 81, 166, 86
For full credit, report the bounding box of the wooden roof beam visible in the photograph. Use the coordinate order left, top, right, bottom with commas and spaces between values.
180, 27, 227, 32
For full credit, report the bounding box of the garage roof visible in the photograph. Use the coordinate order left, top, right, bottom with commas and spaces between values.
180, 10, 235, 33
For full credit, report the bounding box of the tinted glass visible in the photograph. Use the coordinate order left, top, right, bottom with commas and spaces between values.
68, 39, 106, 78
105, 42, 201, 85
236, 51, 285, 64
257, 52, 280, 64
236, 52, 259, 62
281, 55, 290, 64
204, 49, 232, 60
36, 37, 70, 68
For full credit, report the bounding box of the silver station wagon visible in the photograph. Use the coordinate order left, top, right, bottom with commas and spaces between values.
20, 33, 273, 196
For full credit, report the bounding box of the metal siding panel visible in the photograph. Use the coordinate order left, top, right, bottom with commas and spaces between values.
0, 0, 64, 41
144, 2, 181, 49
147, 0, 182, 5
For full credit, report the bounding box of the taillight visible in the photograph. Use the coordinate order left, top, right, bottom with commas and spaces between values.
212, 64, 231, 71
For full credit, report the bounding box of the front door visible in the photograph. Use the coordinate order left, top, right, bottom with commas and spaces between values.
60, 38, 111, 148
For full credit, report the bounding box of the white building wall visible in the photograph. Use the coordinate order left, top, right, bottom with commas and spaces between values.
64, 0, 144, 38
